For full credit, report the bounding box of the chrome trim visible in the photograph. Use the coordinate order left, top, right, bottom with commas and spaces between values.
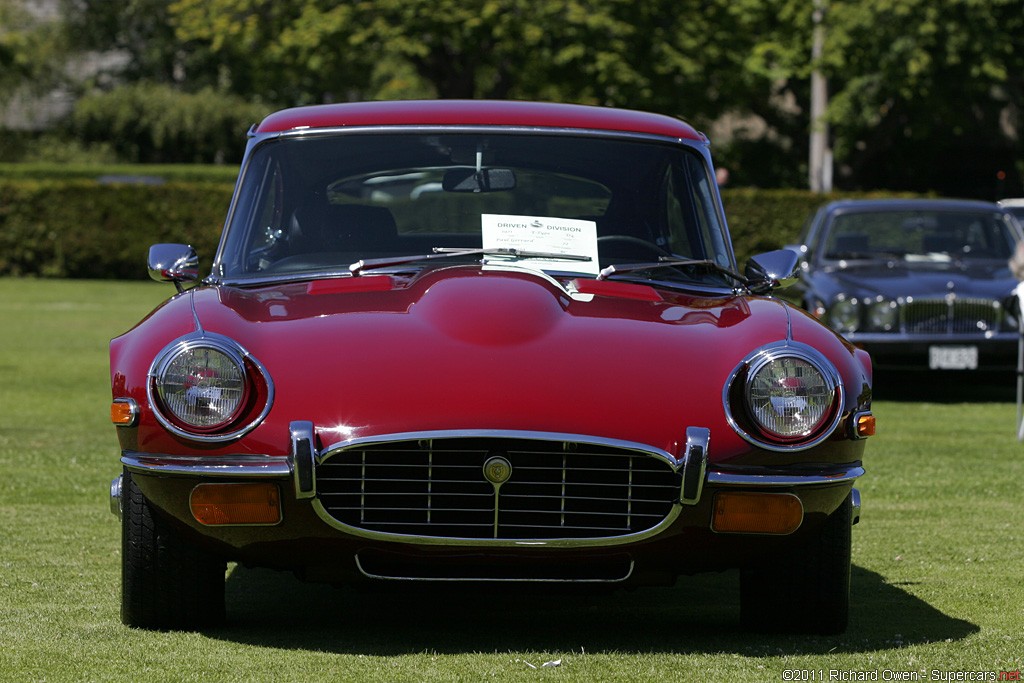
120, 452, 291, 477
269, 123, 695, 147
147, 243, 199, 285
312, 428, 686, 548
722, 340, 845, 452
318, 429, 683, 470
146, 331, 274, 443
112, 397, 139, 428
745, 249, 800, 294
109, 475, 123, 519
313, 506, 683, 549
290, 420, 317, 499
680, 426, 709, 504
851, 487, 861, 525
706, 465, 864, 487
850, 410, 873, 440
354, 554, 635, 584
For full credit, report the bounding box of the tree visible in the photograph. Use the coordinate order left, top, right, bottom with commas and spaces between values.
728, 0, 1024, 195
0, 0, 66, 99
167, 0, 751, 118
824, 0, 1024, 197
16, 0, 1024, 194
60, 0, 224, 88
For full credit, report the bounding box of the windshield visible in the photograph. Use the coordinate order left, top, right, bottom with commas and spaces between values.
216, 131, 733, 286
818, 209, 1019, 264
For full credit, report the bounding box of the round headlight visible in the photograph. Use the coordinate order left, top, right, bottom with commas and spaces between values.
866, 299, 898, 331
156, 345, 246, 429
149, 333, 273, 441
747, 356, 834, 438
827, 297, 860, 333
724, 343, 843, 451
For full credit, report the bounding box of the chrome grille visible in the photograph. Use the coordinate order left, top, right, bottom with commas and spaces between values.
315, 437, 681, 540
902, 297, 1002, 334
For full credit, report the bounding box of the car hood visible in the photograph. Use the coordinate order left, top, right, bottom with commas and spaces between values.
818, 260, 1017, 300
151, 266, 840, 460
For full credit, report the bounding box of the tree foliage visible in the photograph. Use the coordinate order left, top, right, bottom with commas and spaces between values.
70, 83, 273, 163
8, 0, 1023, 194
167, 0, 751, 118
726, 0, 1024, 195
0, 0, 66, 98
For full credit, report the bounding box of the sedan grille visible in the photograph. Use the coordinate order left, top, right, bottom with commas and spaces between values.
315, 437, 682, 540
902, 297, 1002, 334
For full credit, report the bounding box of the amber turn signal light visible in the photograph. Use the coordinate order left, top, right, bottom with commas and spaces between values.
110, 399, 138, 427
190, 483, 281, 526
856, 412, 876, 438
711, 492, 803, 535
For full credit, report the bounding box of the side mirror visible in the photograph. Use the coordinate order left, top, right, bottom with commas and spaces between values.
745, 248, 799, 294
148, 243, 199, 291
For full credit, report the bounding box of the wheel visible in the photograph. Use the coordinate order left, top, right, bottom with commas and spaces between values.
121, 470, 226, 630
739, 492, 852, 634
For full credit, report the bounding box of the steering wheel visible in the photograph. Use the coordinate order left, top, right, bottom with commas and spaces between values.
597, 235, 669, 259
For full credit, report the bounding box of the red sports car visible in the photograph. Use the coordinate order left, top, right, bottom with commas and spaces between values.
108, 100, 873, 634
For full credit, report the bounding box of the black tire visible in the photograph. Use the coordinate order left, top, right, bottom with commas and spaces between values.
739, 492, 852, 635
121, 470, 227, 630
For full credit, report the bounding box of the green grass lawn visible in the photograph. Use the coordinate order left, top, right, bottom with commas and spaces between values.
1, 278, 1022, 682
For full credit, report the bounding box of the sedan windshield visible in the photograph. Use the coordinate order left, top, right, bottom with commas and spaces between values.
819, 209, 1018, 264
216, 131, 733, 286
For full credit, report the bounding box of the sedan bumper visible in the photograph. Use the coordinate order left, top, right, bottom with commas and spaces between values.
846, 331, 1018, 372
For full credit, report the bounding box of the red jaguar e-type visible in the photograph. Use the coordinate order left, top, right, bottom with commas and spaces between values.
108, 100, 873, 634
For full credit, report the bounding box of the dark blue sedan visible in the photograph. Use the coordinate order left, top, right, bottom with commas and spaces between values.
790, 198, 1023, 373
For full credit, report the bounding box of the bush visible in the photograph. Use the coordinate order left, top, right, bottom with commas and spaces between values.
70, 84, 274, 164
0, 167, 921, 280
0, 178, 232, 279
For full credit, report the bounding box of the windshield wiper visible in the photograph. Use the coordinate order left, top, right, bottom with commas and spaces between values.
350, 247, 591, 276
597, 258, 747, 285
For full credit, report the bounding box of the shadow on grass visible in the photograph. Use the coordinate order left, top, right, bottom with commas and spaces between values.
207, 563, 977, 655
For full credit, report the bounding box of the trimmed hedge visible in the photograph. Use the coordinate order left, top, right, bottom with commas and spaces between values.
0, 171, 913, 280
0, 178, 232, 279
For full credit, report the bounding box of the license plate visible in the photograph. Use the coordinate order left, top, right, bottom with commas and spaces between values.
928, 345, 978, 370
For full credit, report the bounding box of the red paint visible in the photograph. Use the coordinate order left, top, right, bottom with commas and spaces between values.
254, 100, 703, 141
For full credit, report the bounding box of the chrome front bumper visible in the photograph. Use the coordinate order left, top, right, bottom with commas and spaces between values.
111, 422, 863, 527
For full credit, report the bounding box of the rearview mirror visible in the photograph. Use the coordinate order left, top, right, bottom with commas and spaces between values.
442, 168, 517, 193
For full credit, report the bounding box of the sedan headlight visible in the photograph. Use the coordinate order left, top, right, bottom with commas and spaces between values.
826, 296, 860, 333
149, 333, 273, 441
725, 343, 843, 451
865, 298, 899, 331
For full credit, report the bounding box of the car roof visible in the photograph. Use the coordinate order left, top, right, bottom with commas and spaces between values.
819, 198, 1005, 214
999, 198, 1024, 208
253, 100, 704, 141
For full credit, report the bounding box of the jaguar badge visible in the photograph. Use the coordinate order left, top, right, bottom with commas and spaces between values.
483, 455, 512, 485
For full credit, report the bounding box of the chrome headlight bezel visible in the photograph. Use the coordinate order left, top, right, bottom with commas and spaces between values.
723, 342, 844, 452
147, 332, 274, 442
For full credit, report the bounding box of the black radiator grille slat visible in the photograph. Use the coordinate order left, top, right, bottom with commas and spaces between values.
315, 437, 681, 540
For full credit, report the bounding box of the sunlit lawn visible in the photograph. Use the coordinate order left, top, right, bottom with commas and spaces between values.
1, 278, 1021, 682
